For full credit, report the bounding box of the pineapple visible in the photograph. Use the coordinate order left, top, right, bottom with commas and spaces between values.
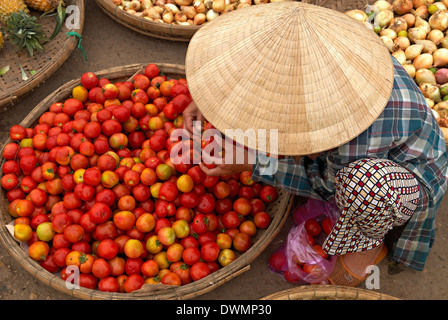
25, 0, 64, 12
5, 11, 47, 56
0, 0, 29, 25
0, 30, 3, 52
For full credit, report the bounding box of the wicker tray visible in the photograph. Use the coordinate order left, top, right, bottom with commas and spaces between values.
260, 285, 401, 300
94, 0, 200, 42
0, 0, 85, 113
0, 63, 294, 300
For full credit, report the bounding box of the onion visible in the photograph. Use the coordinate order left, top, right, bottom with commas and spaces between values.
405, 44, 424, 60
204, 0, 213, 9
413, 0, 434, 8
193, 12, 206, 24
392, 0, 413, 15
389, 17, 408, 33
415, 16, 431, 34
435, 68, 448, 84
193, 1, 206, 13
206, 9, 219, 21
420, 83, 442, 103
145, 6, 163, 19
165, 3, 180, 14
142, 0, 153, 9
408, 27, 428, 43
415, 68, 436, 85
415, 39, 438, 54
441, 36, 448, 49
372, 0, 394, 12
392, 50, 407, 65
380, 36, 395, 52
443, 0, 448, 8
429, 10, 448, 31
433, 48, 448, 67
374, 9, 394, 27
162, 10, 174, 23
413, 6, 429, 20
222, 3, 236, 13
345, 9, 369, 23
427, 29, 445, 46
394, 36, 411, 51
434, 2, 447, 11
413, 53, 434, 70
380, 29, 397, 40
181, 6, 197, 18
434, 101, 448, 116
175, 0, 193, 6
130, 0, 141, 10
403, 63, 416, 78
426, 98, 435, 109
402, 13, 416, 27
174, 11, 188, 22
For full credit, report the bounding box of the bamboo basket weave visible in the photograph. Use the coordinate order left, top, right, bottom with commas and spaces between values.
260, 285, 401, 300
94, 0, 200, 42
0, 63, 294, 300
0, 0, 85, 113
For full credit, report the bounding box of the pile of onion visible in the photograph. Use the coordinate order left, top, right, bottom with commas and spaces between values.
112, 0, 292, 26
345, 0, 448, 134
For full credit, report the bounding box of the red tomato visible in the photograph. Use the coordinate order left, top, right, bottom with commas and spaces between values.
89, 202, 113, 224
123, 274, 145, 293
190, 261, 211, 281
192, 213, 209, 234
232, 232, 252, 253
313, 244, 329, 259
92, 258, 112, 279
98, 276, 119, 292
200, 241, 220, 262
253, 211, 271, 229
197, 194, 216, 214
222, 211, 242, 229
259, 185, 278, 203
97, 238, 119, 260
268, 250, 287, 272
182, 247, 201, 266
305, 218, 322, 237
321, 217, 333, 235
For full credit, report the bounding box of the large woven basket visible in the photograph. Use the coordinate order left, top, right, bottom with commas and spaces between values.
260, 285, 401, 300
0, 63, 294, 300
0, 0, 85, 113
94, 0, 200, 42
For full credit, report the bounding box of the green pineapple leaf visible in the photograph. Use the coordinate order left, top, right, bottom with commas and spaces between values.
5, 11, 48, 57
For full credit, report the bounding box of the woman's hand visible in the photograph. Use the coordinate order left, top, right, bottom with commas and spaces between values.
199, 139, 255, 176
183, 101, 204, 136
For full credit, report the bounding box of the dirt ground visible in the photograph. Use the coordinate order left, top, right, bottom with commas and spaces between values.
0, 1, 447, 301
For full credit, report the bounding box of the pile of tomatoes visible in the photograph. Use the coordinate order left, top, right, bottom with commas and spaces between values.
0, 63, 278, 293
268, 216, 333, 284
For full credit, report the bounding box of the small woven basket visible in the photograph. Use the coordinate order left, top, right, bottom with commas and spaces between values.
0, 63, 294, 300
94, 0, 200, 42
260, 285, 401, 300
0, 0, 85, 112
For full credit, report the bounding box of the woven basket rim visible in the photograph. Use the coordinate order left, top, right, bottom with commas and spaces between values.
94, 0, 200, 42
260, 285, 401, 300
0, 0, 86, 112
0, 63, 294, 300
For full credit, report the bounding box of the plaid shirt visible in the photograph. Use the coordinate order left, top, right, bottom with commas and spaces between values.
252, 56, 448, 271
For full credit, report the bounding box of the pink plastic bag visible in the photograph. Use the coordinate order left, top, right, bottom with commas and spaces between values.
269, 198, 340, 284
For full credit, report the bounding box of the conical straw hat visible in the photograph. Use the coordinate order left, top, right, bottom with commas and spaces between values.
185, 1, 394, 156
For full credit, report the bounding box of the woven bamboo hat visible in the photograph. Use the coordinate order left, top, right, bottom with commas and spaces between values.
185, 2, 394, 156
